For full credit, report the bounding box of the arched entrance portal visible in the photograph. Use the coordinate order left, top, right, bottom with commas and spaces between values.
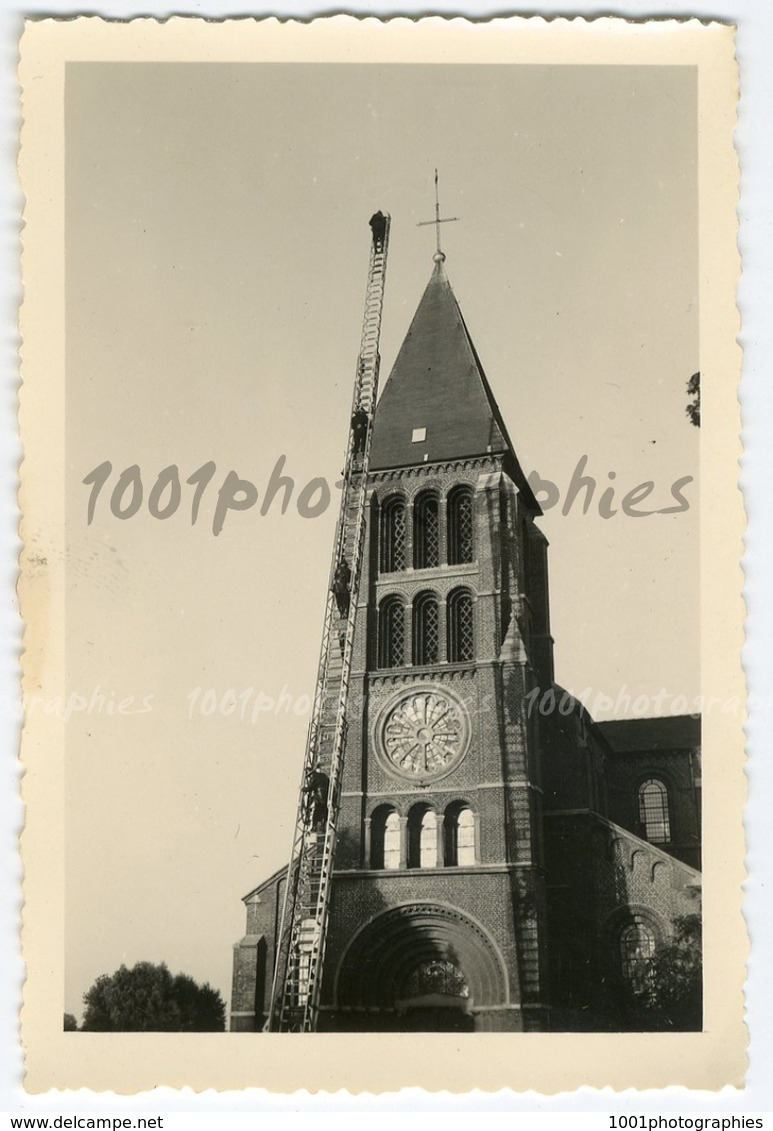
395, 958, 474, 1032
332, 903, 509, 1032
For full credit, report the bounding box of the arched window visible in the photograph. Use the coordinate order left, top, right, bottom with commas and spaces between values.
444, 803, 476, 866
447, 486, 474, 565
413, 491, 440, 569
638, 778, 671, 843
380, 496, 406, 574
402, 960, 470, 1000
370, 806, 401, 870
412, 592, 439, 666
620, 922, 656, 993
378, 597, 405, 669
447, 589, 474, 663
407, 805, 437, 869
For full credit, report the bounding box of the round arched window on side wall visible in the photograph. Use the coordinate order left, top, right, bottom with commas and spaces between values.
638, 778, 671, 844
619, 921, 657, 994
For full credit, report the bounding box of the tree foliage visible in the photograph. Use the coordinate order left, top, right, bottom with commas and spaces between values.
644, 913, 702, 1030
615, 914, 702, 1032
81, 961, 226, 1032
63, 1012, 78, 1031
686, 372, 700, 427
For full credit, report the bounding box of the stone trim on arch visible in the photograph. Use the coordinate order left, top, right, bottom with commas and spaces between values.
332, 901, 510, 1011
651, 858, 670, 885
602, 903, 668, 947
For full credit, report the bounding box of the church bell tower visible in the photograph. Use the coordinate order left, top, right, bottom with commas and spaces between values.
316, 246, 556, 1032
231, 212, 703, 1036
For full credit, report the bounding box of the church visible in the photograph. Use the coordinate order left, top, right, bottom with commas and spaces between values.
230, 237, 702, 1034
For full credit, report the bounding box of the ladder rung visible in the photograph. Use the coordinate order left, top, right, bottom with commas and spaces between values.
268, 216, 391, 1033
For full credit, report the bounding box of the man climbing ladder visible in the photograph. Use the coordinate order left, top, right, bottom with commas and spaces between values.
266, 212, 391, 1032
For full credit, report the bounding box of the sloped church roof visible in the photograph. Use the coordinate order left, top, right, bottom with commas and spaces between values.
370, 257, 539, 511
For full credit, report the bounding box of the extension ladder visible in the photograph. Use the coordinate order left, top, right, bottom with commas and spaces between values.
266, 212, 391, 1032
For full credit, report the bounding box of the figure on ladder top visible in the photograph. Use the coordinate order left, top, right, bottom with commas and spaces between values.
332, 557, 351, 619
351, 406, 369, 458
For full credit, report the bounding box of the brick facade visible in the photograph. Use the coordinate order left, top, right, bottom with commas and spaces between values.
230, 259, 701, 1033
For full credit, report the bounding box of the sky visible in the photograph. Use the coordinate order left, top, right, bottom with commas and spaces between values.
63, 62, 698, 1020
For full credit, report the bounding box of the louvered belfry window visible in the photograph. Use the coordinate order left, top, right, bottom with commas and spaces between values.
448, 486, 474, 565
413, 592, 439, 666
413, 492, 440, 569
378, 597, 405, 669
448, 589, 474, 663
380, 496, 406, 573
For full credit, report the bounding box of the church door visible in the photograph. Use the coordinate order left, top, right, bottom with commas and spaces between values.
395, 959, 475, 1033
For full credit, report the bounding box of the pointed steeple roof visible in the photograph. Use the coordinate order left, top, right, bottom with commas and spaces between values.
370, 259, 538, 510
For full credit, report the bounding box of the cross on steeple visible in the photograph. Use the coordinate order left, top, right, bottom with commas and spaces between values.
417, 169, 459, 262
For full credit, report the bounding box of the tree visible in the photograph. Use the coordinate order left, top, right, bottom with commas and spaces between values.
644, 913, 702, 1030
81, 961, 226, 1032
613, 914, 702, 1032
686, 372, 700, 427
63, 1013, 78, 1031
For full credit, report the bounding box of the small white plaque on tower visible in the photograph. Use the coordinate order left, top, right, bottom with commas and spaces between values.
411, 427, 427, 443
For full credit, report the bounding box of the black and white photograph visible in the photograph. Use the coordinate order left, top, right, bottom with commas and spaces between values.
17, 15, 745, 1095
